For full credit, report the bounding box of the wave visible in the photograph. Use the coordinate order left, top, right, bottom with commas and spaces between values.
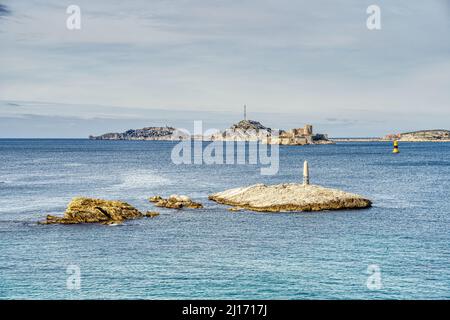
62, 163, 84, 167
0, 197, 67, 215
112, 170, 172, 189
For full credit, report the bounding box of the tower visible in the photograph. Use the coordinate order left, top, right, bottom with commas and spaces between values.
304, 124, 313, 135
303, 160, 310, 185
244, 104, 247, 121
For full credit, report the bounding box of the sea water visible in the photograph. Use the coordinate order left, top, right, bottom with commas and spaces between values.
0, 139, 449, 299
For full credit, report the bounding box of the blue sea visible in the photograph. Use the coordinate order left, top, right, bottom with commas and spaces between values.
0, 139, 449, 299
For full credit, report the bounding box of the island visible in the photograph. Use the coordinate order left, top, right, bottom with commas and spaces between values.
89, 126, 188, 141
384, 130, 450, 142
209, 183, 372, 212
331, 129, 450, 143
40, 197, 147, 225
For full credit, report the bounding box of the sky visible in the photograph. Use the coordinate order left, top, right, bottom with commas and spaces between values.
0, 0, 449, 137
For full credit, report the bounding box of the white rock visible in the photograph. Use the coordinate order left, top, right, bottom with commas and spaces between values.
209, 183, 372, 212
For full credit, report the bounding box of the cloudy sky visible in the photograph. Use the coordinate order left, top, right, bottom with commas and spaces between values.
0, 0, 449, 137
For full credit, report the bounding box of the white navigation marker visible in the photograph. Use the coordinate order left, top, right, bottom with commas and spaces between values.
303, 160, 310, 185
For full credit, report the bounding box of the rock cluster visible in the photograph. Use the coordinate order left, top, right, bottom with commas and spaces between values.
149, 195, 203, 209
39, 194, 204, 225
40, 197, 145, 224
39, 184, 370, 225
209, 183, 372, 212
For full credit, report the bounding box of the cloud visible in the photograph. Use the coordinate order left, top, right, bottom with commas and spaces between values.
0, 3, 11, 18
0, 1, 449, 136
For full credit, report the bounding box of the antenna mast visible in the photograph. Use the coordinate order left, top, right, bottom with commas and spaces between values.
244, 104, 247, 121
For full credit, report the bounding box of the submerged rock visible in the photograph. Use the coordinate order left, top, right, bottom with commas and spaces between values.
40, 197, 143, 224
145, 211, 160, 218
101, 220, 124, 226
150, 195, 203, 209
149, 195, 163, 203
209, 183, 371, 212
155, 199, 183, 209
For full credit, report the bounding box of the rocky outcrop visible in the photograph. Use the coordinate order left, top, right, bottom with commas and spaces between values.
209, 183, 371, 212
385, 130, 450, 142
209, 120, 271, 142
149, 195, 163, 202
145, 211, 160, 218
40, 197, 144, 224
230, 120, 271, 132
149, 195, 203, 209
89, 126, 189, 141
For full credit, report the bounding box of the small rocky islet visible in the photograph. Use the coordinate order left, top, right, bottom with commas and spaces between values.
208, 183, 372, 212
149, 195, 203, 209
40, 197, 145, 225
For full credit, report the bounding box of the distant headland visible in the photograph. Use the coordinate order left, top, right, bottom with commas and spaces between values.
384, 130, 450, 142
89, 119, 333, 145
332, 129, 450, 142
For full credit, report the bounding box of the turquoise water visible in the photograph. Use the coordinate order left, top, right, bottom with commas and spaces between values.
0, 139, 449, 299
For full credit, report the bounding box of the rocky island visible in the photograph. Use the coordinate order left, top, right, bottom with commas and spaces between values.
332, 129, 450, 143
89, 126, 189, 141
384, 130, 450, 142
40, 197, 155, 225
209, 183, 372, 212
